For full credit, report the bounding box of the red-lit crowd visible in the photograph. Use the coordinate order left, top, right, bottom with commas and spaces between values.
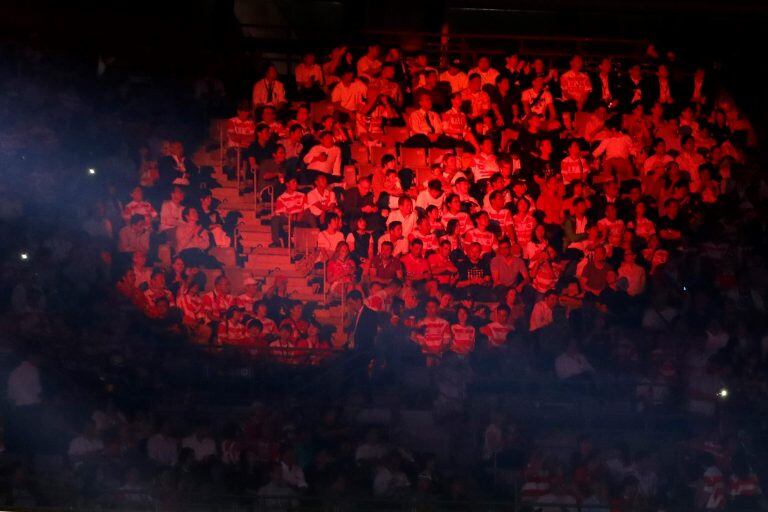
118, 44, 758, 372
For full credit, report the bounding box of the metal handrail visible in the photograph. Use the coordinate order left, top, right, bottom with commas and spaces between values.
256, 185, 275, 216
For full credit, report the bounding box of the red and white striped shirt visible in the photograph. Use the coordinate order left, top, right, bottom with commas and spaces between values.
513, 214, 537, 246
484, 321, 514, 347
487, 206, 513, 229
123, 200, 157, 222
227, 117, 255, 148
442, 211, 472, 234
275, 191, 307, 216
451, 324, 476, 355
417, 317, 451, 354
521, 466, 551, 501
472, 152, 500, 181
202, 291, 234, 322
560, 156, 590, 185
464, 228, 497, 255
441, 108, 469, 138
730, 473, 761, 498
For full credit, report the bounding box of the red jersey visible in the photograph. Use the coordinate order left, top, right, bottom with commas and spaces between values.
442, 210, 472, 234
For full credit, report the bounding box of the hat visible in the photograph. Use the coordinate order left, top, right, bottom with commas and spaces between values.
244, 277, 258, 286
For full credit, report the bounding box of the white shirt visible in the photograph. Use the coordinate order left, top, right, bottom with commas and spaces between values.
618, 262, 646, 296
522, 88, 554, 116
317, 230, 345, 258
159, 201, 184, 232
147, 433, 179, 466
306, 187, 337, 217
7, 361, 42, 406
331, 80, 367, 112
439, 70, 468, 93
530, 301, 554, 332
252, 79, 286, 107
357, 55, 382, 77
303, 144, 343, 176
593, 133, 634, 161
386, 210, 418, 237
182, 434, 217, 461
416, 189, 445, 210
409, 109, 443, 136
294, 63, 323, 86
468, 66, 500, 86
555, 351, 594, 380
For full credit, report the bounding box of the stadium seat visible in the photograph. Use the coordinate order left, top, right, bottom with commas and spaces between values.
370, 145, 393, 167
428, 148, 454, 165
399, 147, 427, 168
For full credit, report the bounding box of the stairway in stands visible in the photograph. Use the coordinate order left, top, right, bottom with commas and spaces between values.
191, 136, 351, 338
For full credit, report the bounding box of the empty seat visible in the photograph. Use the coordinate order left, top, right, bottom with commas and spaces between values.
399, 147, 427, 168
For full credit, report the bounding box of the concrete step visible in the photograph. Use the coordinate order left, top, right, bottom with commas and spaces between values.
238, 222, 271, 233
250, 247, 290, 256
246, 254, 292, 267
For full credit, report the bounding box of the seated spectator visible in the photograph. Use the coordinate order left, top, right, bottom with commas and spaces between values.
252, 64, 286, 110
303, 131, 342, 179
122, 186, 157, 224
270, 176, 309, 247
118, 214, 150, 254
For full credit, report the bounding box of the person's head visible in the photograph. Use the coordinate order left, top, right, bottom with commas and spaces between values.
150, 268, 166, 290
427, 179, 443, 199
285, 176, 299, 192
183, 207, 199, 224
480, 137, 494, 155
262, 106, 277, 124
171, 256, 185, 275
380, 63, 395, 80
129, 214, 145, 231
425, 297, 439, 317
265, 64, 278, 81
318, 130, 334, 148
605, 203, 617, 221
357, 175, 372, 195
572, 197, 587, 216
681, 134, 695, 153
302, 52, 316, 65
132, 251, 147, 268
497, 237, 512, 256
450, 92, 463, 110
289, 301, 302, 320
380, 241, 394, 258
381, 153, 397, 169
489, 190, 506, 211
657, 64, 669, 79
468, 73, 482, 92
334, 240, 350, 259
279, 323, 293, 342
236, 100, 251, 120
593, 245, 607, 265
598, 57, 612, 75
496, 75, 510, 94
388, 221, 403, 240
516, 197, 530, 216
399, 196, 414, 216
214, 275, 231, 294
467, 242, 482, 261
477, 56, 491, 71
474, 211, 490, 229
532, 76, 544, 92
340, 68, 354, 85
171, 186, 185, 204
665, 198, 680, 218
569, 54, 583, 72
366, 44, 380, 59
326, 212, 341, 232
512, 179, 527, 197
418, 92, 433, 111
455, 177, 470, 195
495, 304, 510, 324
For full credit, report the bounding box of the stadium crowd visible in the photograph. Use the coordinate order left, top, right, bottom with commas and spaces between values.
2, 35, 768, 511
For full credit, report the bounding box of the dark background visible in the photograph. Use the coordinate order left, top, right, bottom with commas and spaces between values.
2, 0, 765, 150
